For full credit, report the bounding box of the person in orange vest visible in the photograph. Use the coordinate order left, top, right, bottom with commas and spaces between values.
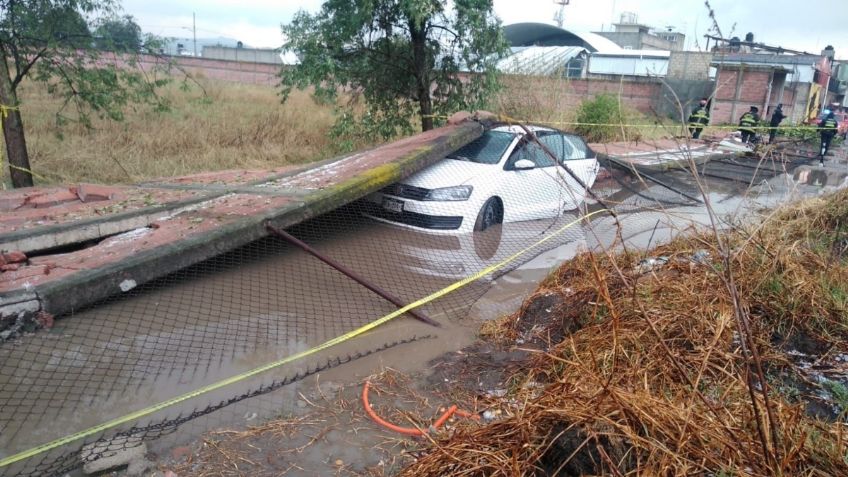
819, 109, 838, 165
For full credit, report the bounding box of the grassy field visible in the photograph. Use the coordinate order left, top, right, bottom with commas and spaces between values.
3, 79, 347, 186
2, 75, 682, 187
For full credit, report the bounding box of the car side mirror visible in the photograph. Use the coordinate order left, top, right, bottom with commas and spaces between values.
513, 159, 535, 170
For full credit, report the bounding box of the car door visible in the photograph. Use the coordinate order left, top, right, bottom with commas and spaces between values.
500, 137, 561, 222
556, 134, 599, 210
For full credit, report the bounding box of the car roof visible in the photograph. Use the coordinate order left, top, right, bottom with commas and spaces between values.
488, 124, 556, 135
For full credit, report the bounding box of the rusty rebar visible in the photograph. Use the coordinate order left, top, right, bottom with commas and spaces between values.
266, 224, 440, 328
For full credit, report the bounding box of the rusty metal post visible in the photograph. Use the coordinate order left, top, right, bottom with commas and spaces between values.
266, 224, 440, 328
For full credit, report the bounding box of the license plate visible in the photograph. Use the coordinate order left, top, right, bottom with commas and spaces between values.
382, 197, 404, 213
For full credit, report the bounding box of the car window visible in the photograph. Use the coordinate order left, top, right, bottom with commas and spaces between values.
538, 132, 572, 162
447, 130, 515, 165
563, 135, 591, 160
506, 140, 556, 169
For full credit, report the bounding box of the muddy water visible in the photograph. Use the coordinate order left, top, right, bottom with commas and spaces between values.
0, 166, 817, 471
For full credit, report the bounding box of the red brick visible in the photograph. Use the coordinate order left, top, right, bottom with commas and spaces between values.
0, 196, 26, 212
4, 265, 48, 278
35, 311, 54, 329
76, 183, 123, 202
2, 251, 27, 264
26, 189, 79, 208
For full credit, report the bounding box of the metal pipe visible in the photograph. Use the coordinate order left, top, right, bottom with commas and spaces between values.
266, 224, 441, 328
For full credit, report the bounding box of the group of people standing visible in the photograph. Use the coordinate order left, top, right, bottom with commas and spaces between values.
686, 99, 840, 163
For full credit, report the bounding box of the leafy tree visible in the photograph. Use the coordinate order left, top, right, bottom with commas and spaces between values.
94, 15, 142, 52
281, 0, 508, 143
0, 0, 169, 188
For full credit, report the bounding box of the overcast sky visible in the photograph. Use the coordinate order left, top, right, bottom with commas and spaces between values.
124, 0, 847, 58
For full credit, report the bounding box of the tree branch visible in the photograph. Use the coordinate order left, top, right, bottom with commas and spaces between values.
12, 47, 48, 88
426, 23, 459, 39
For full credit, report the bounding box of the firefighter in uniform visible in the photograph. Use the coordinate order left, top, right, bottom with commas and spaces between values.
688, 99, 710, 139
738, 106, 760, 144
819, 109, 838, 165
768, 104, 786, 144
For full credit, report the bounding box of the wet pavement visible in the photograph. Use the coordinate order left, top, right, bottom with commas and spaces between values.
1, 144, 845, 476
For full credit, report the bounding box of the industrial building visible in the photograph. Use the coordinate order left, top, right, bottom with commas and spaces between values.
593, 12, 686, 52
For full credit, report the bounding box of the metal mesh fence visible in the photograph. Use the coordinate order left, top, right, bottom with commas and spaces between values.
0, 128, 805, 476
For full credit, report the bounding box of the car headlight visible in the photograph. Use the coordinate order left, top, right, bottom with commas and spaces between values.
423, 185, 473, 201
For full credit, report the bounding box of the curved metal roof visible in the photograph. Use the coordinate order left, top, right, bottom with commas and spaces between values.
497, 46, 587, 76
503, 22, 623, 53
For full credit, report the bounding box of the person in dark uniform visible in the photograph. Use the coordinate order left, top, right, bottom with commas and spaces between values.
738, 106, 760, 144
768, 104, 786, 144
819, 109, 838, 165
687, 99, 710, 139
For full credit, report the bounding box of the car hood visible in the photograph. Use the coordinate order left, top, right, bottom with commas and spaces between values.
403, 159, 497, 189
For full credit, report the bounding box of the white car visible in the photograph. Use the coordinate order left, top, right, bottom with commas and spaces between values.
364, 125, 600, 233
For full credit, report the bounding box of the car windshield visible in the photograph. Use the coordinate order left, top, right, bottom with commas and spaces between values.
447, 131, 515, 164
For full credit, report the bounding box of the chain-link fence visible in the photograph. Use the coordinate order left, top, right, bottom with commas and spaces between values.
0, 126, 804, 476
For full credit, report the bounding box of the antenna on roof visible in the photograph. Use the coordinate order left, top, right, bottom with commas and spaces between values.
553, 0, 570, 28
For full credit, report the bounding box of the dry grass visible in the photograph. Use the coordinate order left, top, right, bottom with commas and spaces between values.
2, 73, 683, 188
4, 78, 356, 185
401, 189, 848, 476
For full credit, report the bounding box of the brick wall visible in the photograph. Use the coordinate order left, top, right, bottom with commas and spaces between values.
136, 54, 280, 86
712, 67, 773, 123
565, 78, 662, 114
132, 55, 699, 119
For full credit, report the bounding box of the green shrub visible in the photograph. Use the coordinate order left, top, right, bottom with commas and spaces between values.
574, 94, 635, 143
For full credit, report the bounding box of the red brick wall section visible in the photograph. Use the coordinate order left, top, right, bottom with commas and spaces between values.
134, 56, 663, 113
559, 79, 661, 115
737, 71, 771, 103
715, 70, 739, 101
136, 54, 280, 86
713, 67, 785, 124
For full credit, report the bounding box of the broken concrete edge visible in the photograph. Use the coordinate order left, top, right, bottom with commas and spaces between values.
0, 290, 42, 341
81, 437, 148, 475
0, 192, 221, 254
1, 128, 474, 255
596, 149, 741, 173
793, 166, 848, 187
28, 121, 484, 322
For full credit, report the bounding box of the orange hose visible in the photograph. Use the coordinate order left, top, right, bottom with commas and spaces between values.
362, 381, 478, 436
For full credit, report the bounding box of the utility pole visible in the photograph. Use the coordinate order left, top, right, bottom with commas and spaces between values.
193, 12, 197, 57
553, 0, 569, 28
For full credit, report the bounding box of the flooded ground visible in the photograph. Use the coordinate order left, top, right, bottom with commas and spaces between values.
0, 155, 827, 476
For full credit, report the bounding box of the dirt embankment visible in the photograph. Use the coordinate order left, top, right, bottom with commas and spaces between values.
404, 189, 848, 476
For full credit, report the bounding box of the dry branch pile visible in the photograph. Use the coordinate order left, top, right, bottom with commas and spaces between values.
403, 190, 848, 476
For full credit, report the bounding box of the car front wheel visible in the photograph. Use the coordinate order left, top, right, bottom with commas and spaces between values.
474, 198, 503, 232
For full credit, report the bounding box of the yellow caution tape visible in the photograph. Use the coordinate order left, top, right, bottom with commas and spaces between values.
426, 113, 832, 131
0, 208, 611, 468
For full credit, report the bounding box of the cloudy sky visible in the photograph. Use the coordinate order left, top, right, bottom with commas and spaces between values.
124, 0, 847, 58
